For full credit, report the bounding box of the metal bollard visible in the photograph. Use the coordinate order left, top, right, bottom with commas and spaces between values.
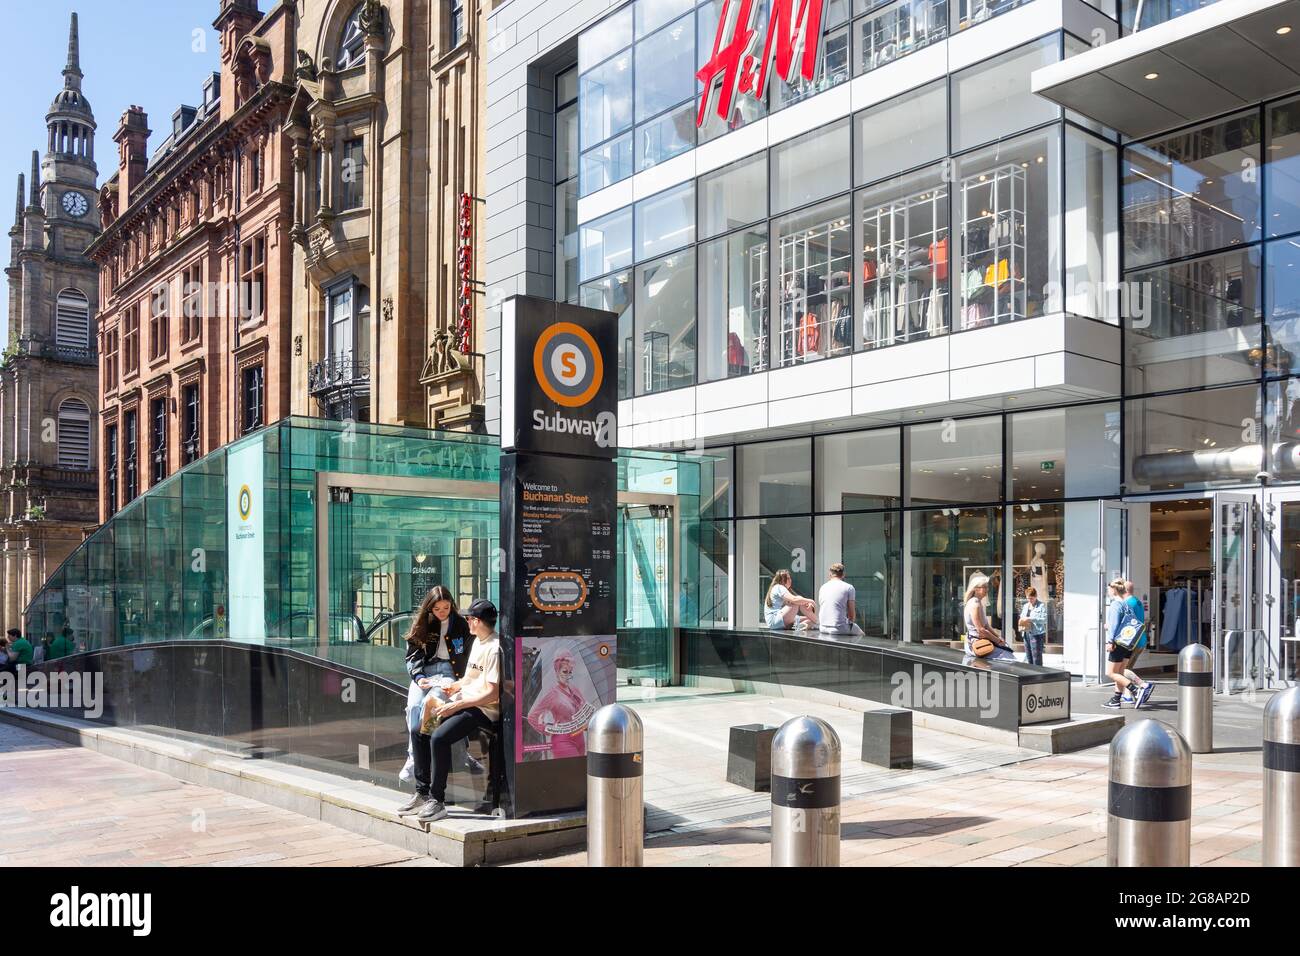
1107, 719, 1192, 867
1178, 642, 1214, 754
586, 703, 644, 867
1263, 686, 1300, 867
771, 716, 840, 867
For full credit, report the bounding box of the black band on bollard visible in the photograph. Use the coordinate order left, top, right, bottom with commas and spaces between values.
1108, 782, 1191, 822
587, 751, 644, 779
771, 774, 840, 810
1264, 739, 1300, 773
1178, 671, 1214, 687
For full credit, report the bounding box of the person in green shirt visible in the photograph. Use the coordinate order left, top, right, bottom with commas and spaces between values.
4, 627, 33, 669
47, 626, 75, 661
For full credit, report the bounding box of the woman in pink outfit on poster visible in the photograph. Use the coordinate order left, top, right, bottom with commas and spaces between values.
525, 645, 597, 759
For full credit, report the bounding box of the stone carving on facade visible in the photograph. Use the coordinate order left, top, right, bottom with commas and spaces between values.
294, 50, 318, 82
420, 329, 471, 384
358, 0, 386, 38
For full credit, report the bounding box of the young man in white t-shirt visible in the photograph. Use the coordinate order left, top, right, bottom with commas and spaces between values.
399, 598, 501, 823
817, 563, 865, 637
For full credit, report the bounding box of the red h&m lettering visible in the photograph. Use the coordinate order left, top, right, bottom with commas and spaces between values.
695, 0, 825, 129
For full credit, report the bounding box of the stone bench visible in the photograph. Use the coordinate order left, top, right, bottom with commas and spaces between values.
861, 708, 912, 769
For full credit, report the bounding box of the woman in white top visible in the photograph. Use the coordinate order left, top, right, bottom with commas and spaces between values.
963, 573, 1014, 661
764, 569, 818, 630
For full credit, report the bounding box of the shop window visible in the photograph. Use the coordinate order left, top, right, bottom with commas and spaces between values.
698, 155, 767, 242
1007, 404, 1121, 501
634, 250, 695, 394
770, 119, 851, 215
579, 206, 632, 281
1266, 96, 1300, 239
1006, 502, 1065, 648
908, 506, 1003, 643
771, 195, 853, 368
580, 271, 634, 399
855, 80, 947, 187
635, 101, 696, 172
1124, 247, 1262, 395
949, 38, 1059, 153
954, 128, 1060, 330
1123, 111, 1262, 270
907, 415, 1002, 506
851, 0, 946, 80
580, 133, 633, 197
635, 182, 695, 262
817, 511, 902, 638
739, 437, 811, 516
1125, 385, 1264, 493
699, 226, 769, 383
634, 13, 694, 122
736, 515, 814, 630
954, 0, 1034, 32
858, 164, 950, 350
1266, 237, 1300, 375
816, 428, 901, 511
771, 21, 849, 111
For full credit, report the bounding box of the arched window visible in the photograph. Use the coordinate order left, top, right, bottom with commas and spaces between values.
56, 288, 90, 353
57, 399, 91, 470
337, 4, 366, 69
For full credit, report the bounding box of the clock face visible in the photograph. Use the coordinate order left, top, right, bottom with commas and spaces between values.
62, 191, 88, 218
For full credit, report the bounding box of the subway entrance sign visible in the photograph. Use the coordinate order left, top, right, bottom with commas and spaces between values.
499, 296, 618, 817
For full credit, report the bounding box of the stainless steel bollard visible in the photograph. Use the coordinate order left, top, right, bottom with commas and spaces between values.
771, 716, 840, 867
1263, 686, 1300, 867
1107, 719, 1192, 867
586, 703, 644, 867
1178, 642, 1214, 754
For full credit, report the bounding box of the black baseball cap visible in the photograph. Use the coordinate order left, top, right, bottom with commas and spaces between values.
465, 599, 497, 626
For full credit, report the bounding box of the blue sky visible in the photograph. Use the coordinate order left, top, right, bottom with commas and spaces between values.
0, 0, 222, 341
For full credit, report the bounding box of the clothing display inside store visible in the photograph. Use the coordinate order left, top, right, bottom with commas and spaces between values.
854, 0, 947, 76
959, 0, 1027, 28
776, 217, 854, 367
861, 183, 949, 349
732, 241, 769, 376
959, 163, 1027, 328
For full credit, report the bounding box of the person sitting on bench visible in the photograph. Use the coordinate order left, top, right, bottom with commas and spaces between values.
398, 598, 501, 823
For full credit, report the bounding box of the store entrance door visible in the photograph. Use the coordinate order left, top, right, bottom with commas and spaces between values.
1213, 492, 1257, 692
1090, 501, 1130, 684
617, 498, 675, 686
1261, 490, 1300, 687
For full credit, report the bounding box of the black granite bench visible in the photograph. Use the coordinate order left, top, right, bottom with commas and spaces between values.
726, 723, 776, 791
862, 708, 912, 769
681, 628, 1071, 732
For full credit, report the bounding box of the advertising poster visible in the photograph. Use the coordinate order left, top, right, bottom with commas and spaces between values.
226, 437, 265, 644
516, 635, 617, 761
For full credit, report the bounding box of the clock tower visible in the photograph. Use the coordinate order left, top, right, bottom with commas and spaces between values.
0, 11, 101, 635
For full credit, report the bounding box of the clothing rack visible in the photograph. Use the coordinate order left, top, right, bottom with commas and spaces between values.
861, 181, 948, 350
958, 162, 1027, 328
776, 216, 853, 368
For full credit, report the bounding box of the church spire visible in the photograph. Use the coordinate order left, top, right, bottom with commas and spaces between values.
63, 12, 82, 90
28, 151, 39, 209
13, 173, 23, 228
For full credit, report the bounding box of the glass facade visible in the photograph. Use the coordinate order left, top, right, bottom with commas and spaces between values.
578, 32, 1118, 396
26, 418, 713, 689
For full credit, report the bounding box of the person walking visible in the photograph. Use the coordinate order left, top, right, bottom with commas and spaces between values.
399, 598, 501, 823
1017, 586, 1048, 666
817, 563, 864, 636
1104, 578, 1154, 709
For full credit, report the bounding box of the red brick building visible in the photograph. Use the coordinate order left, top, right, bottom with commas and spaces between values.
87, 0, 294, 520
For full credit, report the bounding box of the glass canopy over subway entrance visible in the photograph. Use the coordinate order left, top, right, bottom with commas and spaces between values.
25, 417, 715, 688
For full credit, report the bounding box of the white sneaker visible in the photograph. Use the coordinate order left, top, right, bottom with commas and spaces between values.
399, 756, 415, 783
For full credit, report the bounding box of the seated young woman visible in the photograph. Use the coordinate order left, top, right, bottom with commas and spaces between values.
399, 586, 472, 782
763, 569, 818, 631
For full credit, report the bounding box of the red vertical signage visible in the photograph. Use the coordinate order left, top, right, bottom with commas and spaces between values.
695, 0, 826, 129
457, 192, 475, 354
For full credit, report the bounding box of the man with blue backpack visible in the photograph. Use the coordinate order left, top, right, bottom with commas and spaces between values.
1103, 578, 1155, 710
